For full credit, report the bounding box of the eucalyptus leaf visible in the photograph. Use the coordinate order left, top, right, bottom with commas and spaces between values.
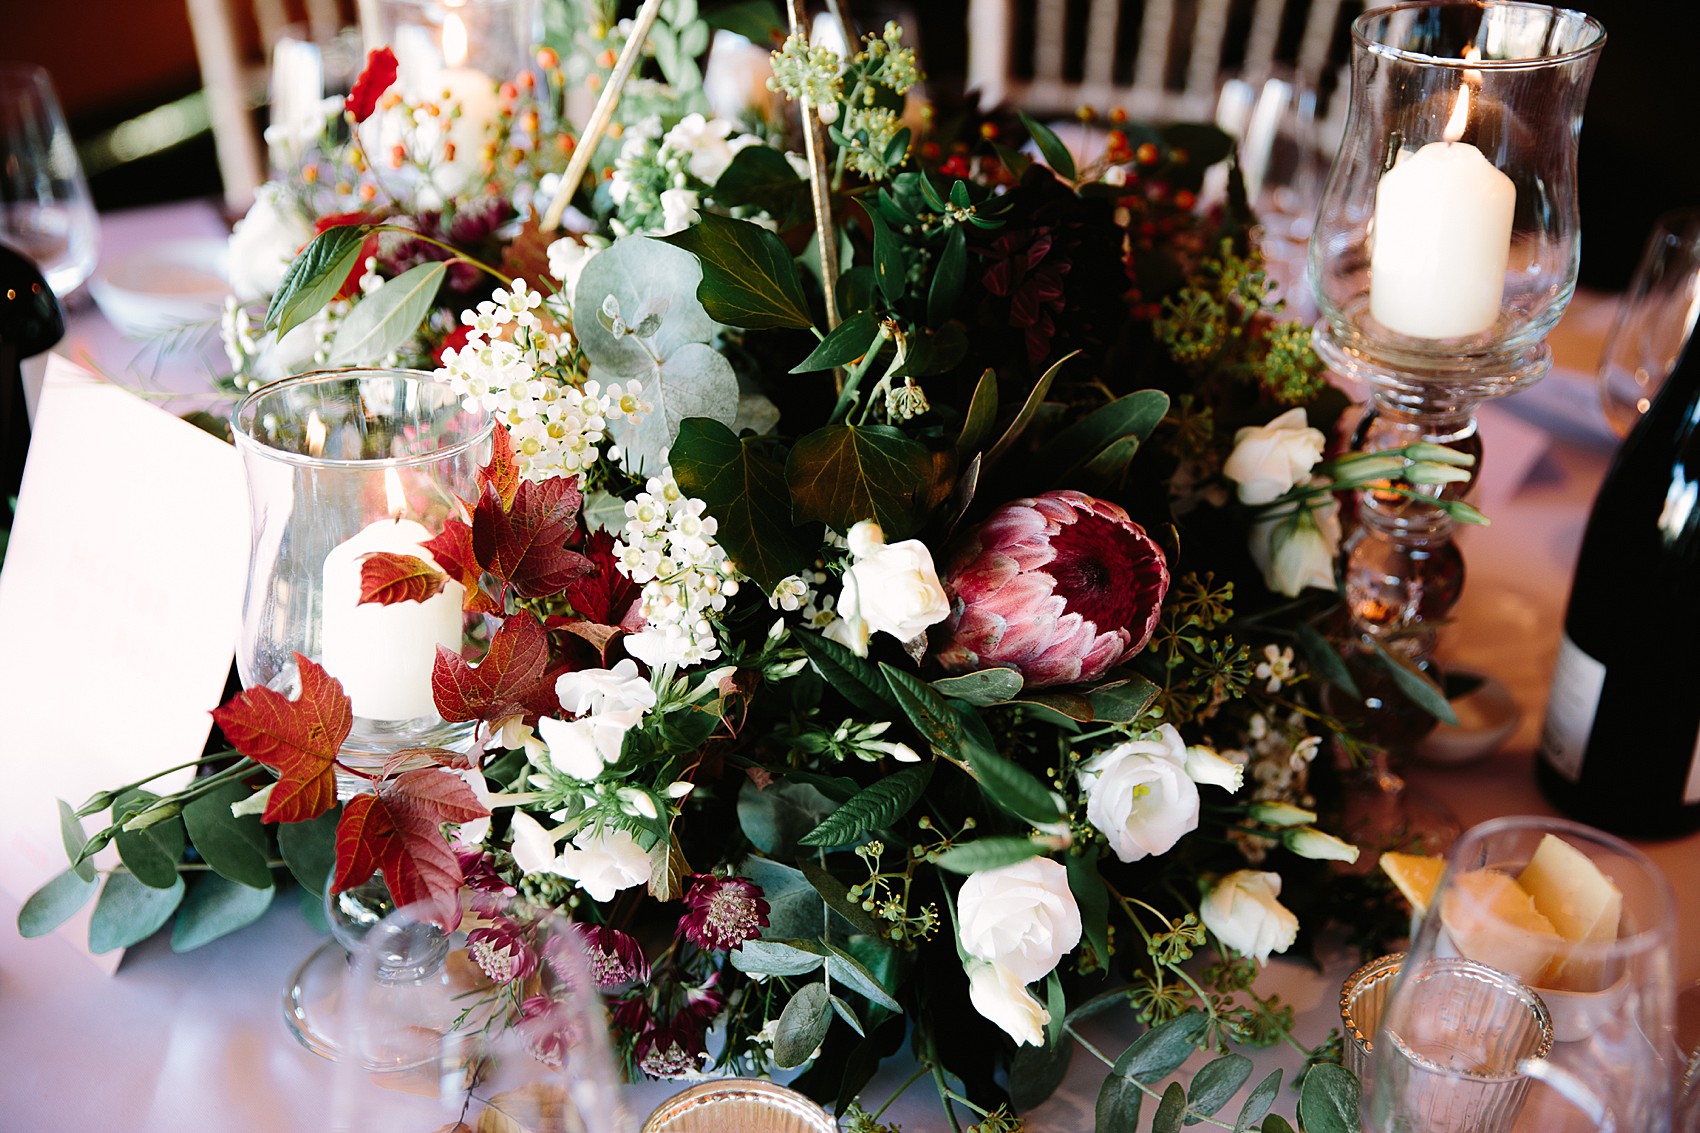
1108, 1011, 1209, 1084
1260, 1117, 1296, 1133
661, 212, 814, 329
671, 417, 817, 590
88, 872, 185, 953
1096, 1067, 1144, 1133
1186, 1054, 1254, 1122
881, 664, 992, 764
791, 308, 882, 373
1297, 1063, 1359, 1133
609, 341, 740, 478
802, 863, 887, 938
171, 873, 275, 951
326, 260, 446, 365
1010, 1025, 1073, 1111
278, 806, 341, 894
933, 836, 1044, 875
1293, 622, 1357, 696
1152, 1081, 1188, 1133
927, 224, 967, 324
786, 423, 932, 539
265, 224, 374, 338
773, 982, 833, 1068
738, 777, 838, 857
113, 789, 186, 890
731, 937, 828, 978
930, 667, 1023, 706
1088, 676, 1161, 724
182, 780, 273, 890
739, 856, 822, 939
823, 943, 901, 1011
799, 763, 933, 847
828, 994, 864, 1037
16, 868, 98, 938
1369, 638, 1458, 725
1019, 112, 1078, 181
1234, 1070, 1283, 1133
574, 235, 717, 370
59, 799, 94, 882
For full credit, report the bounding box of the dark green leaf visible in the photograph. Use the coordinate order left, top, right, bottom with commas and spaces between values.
881, 664, 991, 764
730, 937, 829, 978
88, 872, 185, 953
182, 781, 273, 890
837, 264, 878, 316
661, 212, 814, 329
1110, 1012, 1209, 1084
1088, 676, 1161, 724
740, 856, 823, 939
799, 763, 933, 847
862, 205, 907, 306
1369, 638, 1458, 725
326, 260, 447, 365
1186, 1055, 1254, 1123
1085, 434, 1145, 481
1260, 1117, 1296, 1133
933, 836, 1045, 875
894, 322, 968, 378
1162, 122, 1235, 168
59, 799, 94, 882
956, 368, 999, 459
1019, 112, 1078, 181
786, 423, 932, 539
990, 141, 1033, 180
1292, 623, 1357, 697
828, 994, 864, 1036
1298, 1064, 1359, 1133
986, 352, 1075, 468
1235, 1070, 1283, 1133
1096, 1067, 1144, 1133
966, 746, 1065, 828
1066, 851, 1111, 968
704, 0, 784, 43
712, 143, 805, 218
927, 224, 967, 324
802, 862, 887, 938
931, 667, 1023, 706
1037, 390, 1170, 482
171, 873, 275, 951
672, 417, 818, 590
791, 308, 882, 373
773, 982, 834, 1068
278, 805, 341, 894
882, 127, 912, 170
823, 942, 902, 1011
1010, 1025, 1073, 1111
17, 869, 99, 937
1010, 688, 1095, 723
739, 777, 838, 857
265, 224, 374, 338
113, 789, 186, 890
1153, 1081, 1188, 1133
794, 631, 899, 718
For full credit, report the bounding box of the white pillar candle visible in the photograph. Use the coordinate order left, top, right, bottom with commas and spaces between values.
320, 517, 465, 720
1369, 138, 1515, 340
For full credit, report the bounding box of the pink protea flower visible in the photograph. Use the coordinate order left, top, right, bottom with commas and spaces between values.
677, 874, 770, 952
935, 490, 1169, 688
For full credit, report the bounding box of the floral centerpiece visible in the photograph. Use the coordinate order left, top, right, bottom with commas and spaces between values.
24, 3, 1486, 1129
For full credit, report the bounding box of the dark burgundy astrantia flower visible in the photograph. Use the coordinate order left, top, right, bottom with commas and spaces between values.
569, 923, 651, 988
466, 917, 538, 984
935, 490, 1170, 688
676, 874, 770, 953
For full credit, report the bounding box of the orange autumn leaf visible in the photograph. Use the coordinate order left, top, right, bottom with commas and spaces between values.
359, 551, 449, 605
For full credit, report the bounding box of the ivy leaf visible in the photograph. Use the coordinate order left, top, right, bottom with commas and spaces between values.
711, 143, 806, 223
358, 551, 449, 606
1019, 112, 1078, 181
794, 631, 899, 719
16, 869, 99, 938
933, 836, 1044, 875
326, 260, 447, 365
182, 780, 274, 889
787, 423, 932, 540
1234, 1070, 1282, 1133
799, 763, 933, 847
88, 872, 185, 953
170, 873, 275, 951
332, 767, 489, 927
790, 308, 882, 374
1186, 1054, 1254, 1122
431, 615, 552, 725
471, 477, 592, 599
930, 667, 1022, 706
773, 982, 833, 1069
927, 224, 968, 324
265, 224, 376, 338
210, 654, 351, 825
672, 417, 819, 591
661, 212, 814, 329
1297, 1064, 1360, 1133
112, 789, 186, 889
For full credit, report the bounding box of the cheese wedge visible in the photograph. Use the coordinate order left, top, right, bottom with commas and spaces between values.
1517, 833, 1623, 990
1440, 868, 1565, 985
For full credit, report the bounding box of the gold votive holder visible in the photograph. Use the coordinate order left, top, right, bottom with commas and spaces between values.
1341, 951, 1406, 1083
640, 1079, 838, 1133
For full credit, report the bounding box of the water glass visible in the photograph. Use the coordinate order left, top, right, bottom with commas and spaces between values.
0, 64, 99, 300
1598, 207, 1700, 437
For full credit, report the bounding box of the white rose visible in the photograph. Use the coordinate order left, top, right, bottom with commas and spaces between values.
1247, 488, 1341, 597
956, 857, 1082, 985
555, 825, 651, 902
1079, 725, 1201, 863
227, 185, 313, 302
1223, 407, 1326, 505
838, 520, 951, 645
1199, 869, 1299, 963
556, 659, 656, 718
966, 960, 1049, 1047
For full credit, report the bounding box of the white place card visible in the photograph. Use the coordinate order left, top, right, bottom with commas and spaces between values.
0, 356, 250, 969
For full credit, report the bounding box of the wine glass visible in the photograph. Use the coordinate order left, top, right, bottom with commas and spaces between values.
1598, 207, 1700, 438
1362, 815, 1679, 1133
331, 891, 634, 1133
0, 64, 99, 301
1227, 72, 1327, 320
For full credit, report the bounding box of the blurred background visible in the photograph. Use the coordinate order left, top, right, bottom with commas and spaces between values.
8, 0, 1697, 289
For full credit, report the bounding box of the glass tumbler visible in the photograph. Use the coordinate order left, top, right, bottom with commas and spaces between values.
1598, 207, 1700, 438
0, 64, 98, 300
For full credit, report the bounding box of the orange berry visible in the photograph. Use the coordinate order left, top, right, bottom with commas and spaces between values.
517, 71, 535, 91
1075, 104, 1095, 122
599, 49, 617, 68
1109, 107, 1128, 123
979, 121, 999, 140
357, 182, 377, 202
302, 165, 319, 184
444, 141, 457, 162
1174, 189, 1196, 210
1136, 142, 1160, 165
335, 180, 352, 195
500, 81, 519, 101
537, 47, 559, 69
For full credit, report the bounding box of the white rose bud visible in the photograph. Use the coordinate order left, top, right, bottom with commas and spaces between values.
839, 520, 952, 644
1248, 801, 1316, 828
956, 857, 1083, 985
1183, 744, 1244, 793
1199, 870, 1300, 963
1282, 827, 1360, 863
1079, 725, 1202, 863
966, 959, 1050, 1047
1223, 407, 1327, 505
1247, 488, 1341, 597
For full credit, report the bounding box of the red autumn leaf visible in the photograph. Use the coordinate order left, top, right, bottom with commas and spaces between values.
432, 615, 553, 723
346, 47, 399, 124
562, 620, 624, 661
564, 528, 643, 629
210, 653, 351, 824
471, 477, 592, 598
332, 767, 488, 928
480, 422, 521, 512
423, 517, 503, 615
360, 551, 449, 606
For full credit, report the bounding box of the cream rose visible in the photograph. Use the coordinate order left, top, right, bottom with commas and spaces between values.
834, 520, 951, 654
1199, 869, 1299, 963
956, 857, 1082, 984
1247, 488, 1341, 597
1223, 407, 1327, 505
1079, 725, 1201, 863
227, 185, 313, 302
966, 960, 1049, 1047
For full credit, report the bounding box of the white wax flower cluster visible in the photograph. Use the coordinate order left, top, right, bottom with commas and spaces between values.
438, 280, 652, 481
615, 466, 740, 668
1078, 723, 1243, 864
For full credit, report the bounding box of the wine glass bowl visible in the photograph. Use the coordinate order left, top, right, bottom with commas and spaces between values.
0, 64, 99, 301
1597, 207, 1700, 438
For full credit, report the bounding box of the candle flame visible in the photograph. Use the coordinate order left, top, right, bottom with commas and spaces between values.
306, 411, 327, 458
384, 467, 407, 518
443, 11, 468, 68
1445, 47, 1482, 143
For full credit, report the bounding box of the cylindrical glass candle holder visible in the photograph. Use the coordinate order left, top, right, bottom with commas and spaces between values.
232, 369, 493, 764
366, 0, 541, 89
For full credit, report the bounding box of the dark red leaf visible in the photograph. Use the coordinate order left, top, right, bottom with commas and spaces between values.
332, 767, 487, 928
562, 621, 623, 660
423, 517, 503, 615
480, 422, 521, 512
346, 47, 399, 124
471, 478, 591, 598
210, 653, 350, 824
359, 551, 449, 605
564, 528, 643, 628
432, 616, 553, 723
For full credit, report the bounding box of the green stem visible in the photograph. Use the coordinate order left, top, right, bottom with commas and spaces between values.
80, 751, 244, 812
370, 225, 516, 287
873, 1064, 931, 1120
829, 325, 892, 423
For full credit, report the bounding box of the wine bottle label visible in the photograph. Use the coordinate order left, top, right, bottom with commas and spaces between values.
1540, 632, 1606, 783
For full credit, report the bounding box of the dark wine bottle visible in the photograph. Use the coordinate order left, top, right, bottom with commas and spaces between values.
1538, 330, 1700, 837
0, 243, 66, 529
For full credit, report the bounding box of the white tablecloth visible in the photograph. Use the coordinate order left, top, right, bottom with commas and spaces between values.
3, 200, 1695, 1131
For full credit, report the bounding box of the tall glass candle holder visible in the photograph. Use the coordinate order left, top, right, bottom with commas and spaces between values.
1309, 2, 1604, 740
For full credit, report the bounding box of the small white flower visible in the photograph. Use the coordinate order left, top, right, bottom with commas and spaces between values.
1255, 644, 1297, 693
536, 706, 645, 780
555, 825, 651, 902
1199, 870, 1299, 963
1079, 725, 1201, 863
508, 811, 561, 876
